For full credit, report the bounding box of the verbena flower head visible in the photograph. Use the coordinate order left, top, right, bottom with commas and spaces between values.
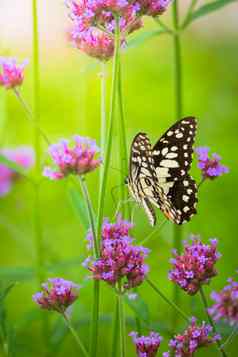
209, 275, 238, 326
86, 213, 133, 249
130, 331, 162, 357
72, 28, 114, 61
32, 278, 80, 313
195, 147, 229, 180
66, 0, 171, 60
0, 146, 35, 197
0, 57, 28, 89
43, 135, 102, 180
169, 236, 221, 295
163, 317, 220, 357
86, 215, 149, 291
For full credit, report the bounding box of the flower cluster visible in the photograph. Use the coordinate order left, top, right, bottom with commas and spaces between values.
130, 331, 162, 357
169, 237, 221, 295
195, 147, 229, 180
43, 135, 102, 180
163, 318, 220, 357
33, 278, 80, 313
0, 57, 28, 89
209, 275, 238, 326
66, 0, 171, 60
86, 215, 149, 291
0, 146, 34, 197
86, 214, 133, 249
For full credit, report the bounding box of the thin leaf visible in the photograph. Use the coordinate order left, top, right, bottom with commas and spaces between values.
188, 0, 237, 25
0, 283, 16, 302
0, 154, 35, 185
124, 294, 150, 325
127, 29, 167, 49
67, 185, 89, 229
0, 267, 34, 282
0, 154, 27, 176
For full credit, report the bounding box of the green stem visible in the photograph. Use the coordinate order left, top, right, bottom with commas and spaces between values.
111, 296, 119, 357
172, 0, 183, 331
118, 61, 130, 218
154, 17, 173, 34
63, 313, 89, 357
96, 16, 121, 241
0, 91, 7, 145
79, 176, 99, 258
181, 0, 199, 29
91, 21, 120, 356
199, 287, 228, 357
13, 89, 50, 145
90, 280, 100, 357
100, 62, 107, 168
32, 0, 49, 345
172, 0, 183, 120
118, 284, 126, 357
146, 278, 190, 323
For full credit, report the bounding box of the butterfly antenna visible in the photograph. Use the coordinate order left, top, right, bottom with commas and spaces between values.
140, 219, 167, 246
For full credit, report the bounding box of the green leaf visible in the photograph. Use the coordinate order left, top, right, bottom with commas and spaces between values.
189, 0, 237, 24
0, 154, 35, 185
0, 154, 26, 176
124, 293, 150, 325
67, 184, 89, 229
0, 267, 34, 282
127, 29, 167, 49
0, 283, 16, 302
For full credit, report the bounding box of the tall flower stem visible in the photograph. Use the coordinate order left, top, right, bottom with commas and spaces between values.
146, 279, 190, 323
0, 91, 7, 144
32, 0, 49, 341
13, 89, 50, 145
172, 0, 183, 330
111, 296, 119, 357
91, 17, 121, 357
199, 287, 228, 357
100, 62, 107, 186
79, 176, 99, 257
96, 17, 121, 240
118, 61, 129, 218
118, 283, 126, 357
63, 313, 89, 357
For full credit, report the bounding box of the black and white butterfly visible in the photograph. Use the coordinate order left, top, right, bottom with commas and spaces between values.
125, 117, 198, 226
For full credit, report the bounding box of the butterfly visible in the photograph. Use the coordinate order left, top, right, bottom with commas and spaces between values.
125, 117, 198, 226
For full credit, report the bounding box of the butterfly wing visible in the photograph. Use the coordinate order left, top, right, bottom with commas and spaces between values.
152, 117, 198, 224
127, 133, 181, 226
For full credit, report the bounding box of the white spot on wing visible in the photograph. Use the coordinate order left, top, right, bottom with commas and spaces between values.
160, 160, 179, 168
166, 152, 178, 159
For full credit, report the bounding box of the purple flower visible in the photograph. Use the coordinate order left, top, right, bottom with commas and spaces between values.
129, 331, 162, 357
65, 0, 171, 60
87, 215, 149, 291
71, 27, 115, 61
43, 135, 102, 180
195, 147, 229, 180
86, 214, 133, 250
0, 57, 28, 89
0, 146, 35, 197
209, 275, 238, 326
164, 318, 220, 357
168, 236, 221, 295
32, 278, 80, 313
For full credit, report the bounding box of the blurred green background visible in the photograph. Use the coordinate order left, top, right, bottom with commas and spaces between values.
0, 1, 238, 356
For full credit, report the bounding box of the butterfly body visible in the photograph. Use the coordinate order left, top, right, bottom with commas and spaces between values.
126, 117, 198, 226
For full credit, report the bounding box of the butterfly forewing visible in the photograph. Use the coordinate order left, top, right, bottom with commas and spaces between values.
152, 117, 198, 224
127, 133, 181, 226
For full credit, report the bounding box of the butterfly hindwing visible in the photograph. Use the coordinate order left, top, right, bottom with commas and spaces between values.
152, 117, 198, 224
